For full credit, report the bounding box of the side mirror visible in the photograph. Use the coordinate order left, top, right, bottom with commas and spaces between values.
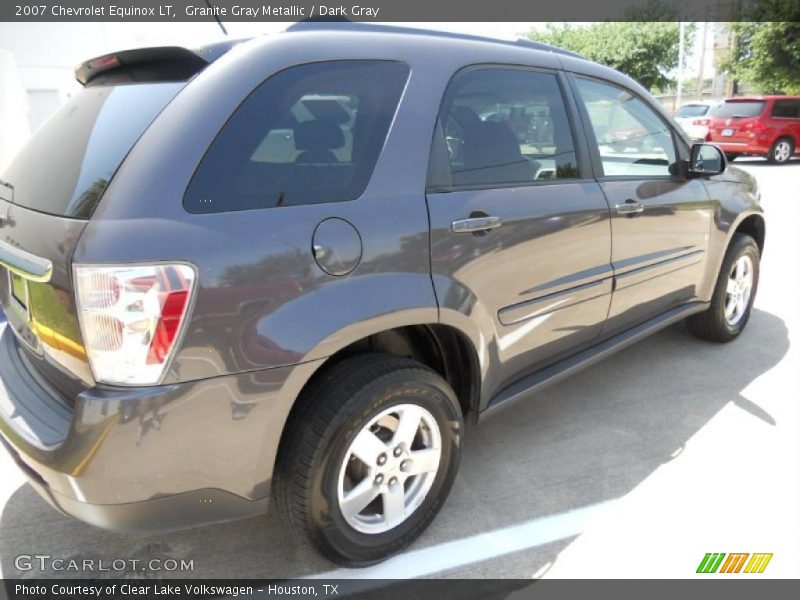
689, 143, 726, 177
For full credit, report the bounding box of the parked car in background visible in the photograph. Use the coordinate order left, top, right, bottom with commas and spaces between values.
674, 101, 719, 142
706, 96, 800, 164
0, 24, 765, 566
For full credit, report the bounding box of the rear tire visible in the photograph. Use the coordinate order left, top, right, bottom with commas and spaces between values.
767, 137, 794, 164
274, 353, 463, 566
687, 233, 759, 343
725, 152, 739, 162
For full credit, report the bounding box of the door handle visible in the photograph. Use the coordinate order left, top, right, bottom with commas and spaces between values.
451, 216, 502, 234
615, 200, 644, 216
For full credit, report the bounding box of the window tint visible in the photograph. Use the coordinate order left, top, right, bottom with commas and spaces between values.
185, 61, 409, 213
2, 83, 183, 218
675, 104, 710, 118
575, 78, 676, 178
772, 100, 800, 119
434, 68, 579, 188
710, 100, 765, 118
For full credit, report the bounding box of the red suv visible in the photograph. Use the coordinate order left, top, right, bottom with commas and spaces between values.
706, 96, 800, 164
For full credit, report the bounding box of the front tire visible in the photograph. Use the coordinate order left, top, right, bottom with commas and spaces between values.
274, 353, 463, 566
767, 137, 794, 164
687, 233, 760, 342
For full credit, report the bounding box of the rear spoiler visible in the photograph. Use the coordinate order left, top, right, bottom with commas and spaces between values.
74, 40, 245, 87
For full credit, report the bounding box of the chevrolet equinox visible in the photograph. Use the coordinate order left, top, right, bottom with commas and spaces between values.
0, 24, 765, 565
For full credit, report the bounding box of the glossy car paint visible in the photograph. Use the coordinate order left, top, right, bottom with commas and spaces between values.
0, 29, 764, 531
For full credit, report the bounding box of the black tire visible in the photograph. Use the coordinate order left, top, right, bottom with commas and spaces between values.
725, 152, 740, 162
274, 353, 463, 566
767, 136, 795, 164
687, 233, 760, 343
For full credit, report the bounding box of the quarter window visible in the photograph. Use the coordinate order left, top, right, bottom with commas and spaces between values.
184, 61, 409, 213
432, 68, 580, 189
772, 100, 800, 119
575, 77, 676, 178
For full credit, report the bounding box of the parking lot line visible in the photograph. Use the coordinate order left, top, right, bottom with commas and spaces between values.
307, 498, 621, 579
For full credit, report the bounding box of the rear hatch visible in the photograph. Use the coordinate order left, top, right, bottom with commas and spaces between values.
707, 99, 766, 143
0, 45, 223, 402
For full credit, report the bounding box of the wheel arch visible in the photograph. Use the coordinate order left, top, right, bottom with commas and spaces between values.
732, 212, 766, 256
268, 321, 482, 493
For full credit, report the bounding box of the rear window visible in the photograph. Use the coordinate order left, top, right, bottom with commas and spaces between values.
184, 60, 410, 214
710, 100, 766, 118
675, 104, 710, 118
1, 83, 183, 219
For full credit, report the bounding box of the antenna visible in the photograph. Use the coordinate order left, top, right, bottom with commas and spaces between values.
204, 0, 228, 36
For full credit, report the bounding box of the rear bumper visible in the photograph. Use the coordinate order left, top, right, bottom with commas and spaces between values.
1, 433, 267, 532
711, 140, 771, 155
0, 319, 319, 532
679, 124, 708, 142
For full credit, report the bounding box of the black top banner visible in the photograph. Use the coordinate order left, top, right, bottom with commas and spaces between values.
2, 0, 799, 22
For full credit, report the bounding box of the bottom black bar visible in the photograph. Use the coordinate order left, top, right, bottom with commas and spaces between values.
1, 579, 796, 600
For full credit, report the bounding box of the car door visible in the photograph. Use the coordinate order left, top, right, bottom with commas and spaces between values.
570, 75, 713, 335
426, 66, 613, 391
770, 98, 800, 151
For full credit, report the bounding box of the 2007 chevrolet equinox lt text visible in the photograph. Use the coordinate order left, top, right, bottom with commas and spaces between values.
0, 24, 765, 565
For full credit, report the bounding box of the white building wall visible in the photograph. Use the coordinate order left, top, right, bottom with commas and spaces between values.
0, 48, 30, 172
0, 21, 231, 149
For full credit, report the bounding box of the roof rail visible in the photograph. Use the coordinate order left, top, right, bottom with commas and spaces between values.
513, 38, 585, 60
285, 21, 586, 60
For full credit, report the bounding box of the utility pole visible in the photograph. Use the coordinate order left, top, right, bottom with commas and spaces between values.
695, 21, 708, 101
676, 22, 686, 109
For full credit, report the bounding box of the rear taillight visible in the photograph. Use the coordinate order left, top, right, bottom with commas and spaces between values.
692, 119, 710, 126
75, 264, 196, 385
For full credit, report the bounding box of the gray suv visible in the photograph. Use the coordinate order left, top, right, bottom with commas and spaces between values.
0, 25, 765, 566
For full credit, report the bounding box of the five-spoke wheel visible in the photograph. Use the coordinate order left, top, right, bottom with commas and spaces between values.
338, 404, 442, 534
688, 233, 760, 342
275, 354, 463, 566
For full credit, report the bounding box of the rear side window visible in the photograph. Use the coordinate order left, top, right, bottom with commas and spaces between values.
710, 101, 766, 118
184, 61, 409, 214
431, 67, 579, 189
772, 100, 800, 119
1, 83, 183, 219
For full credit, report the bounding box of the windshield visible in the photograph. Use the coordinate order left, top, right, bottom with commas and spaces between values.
675, 105, 710, 118
1, 82, 183, 219
710, 100, 766, 119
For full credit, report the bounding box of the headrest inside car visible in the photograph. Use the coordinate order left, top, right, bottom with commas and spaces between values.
294, 120, 346, 151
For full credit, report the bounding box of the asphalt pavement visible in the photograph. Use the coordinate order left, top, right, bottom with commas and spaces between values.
0, 157, 798, 579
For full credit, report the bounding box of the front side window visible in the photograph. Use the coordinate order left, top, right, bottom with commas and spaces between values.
184, 61, 409, 213
575, 77, 676, 178
433, 68, 580, 189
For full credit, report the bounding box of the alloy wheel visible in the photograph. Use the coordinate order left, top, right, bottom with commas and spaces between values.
724, 255, 754, 326
774, 140, 792, 163
337, 404, 442, 534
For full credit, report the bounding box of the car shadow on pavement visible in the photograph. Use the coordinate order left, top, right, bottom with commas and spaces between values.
0, 308, 789, 579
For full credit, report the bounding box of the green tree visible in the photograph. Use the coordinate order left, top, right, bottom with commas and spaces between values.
527, 22, 693, 91
722, 20, 800, 95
